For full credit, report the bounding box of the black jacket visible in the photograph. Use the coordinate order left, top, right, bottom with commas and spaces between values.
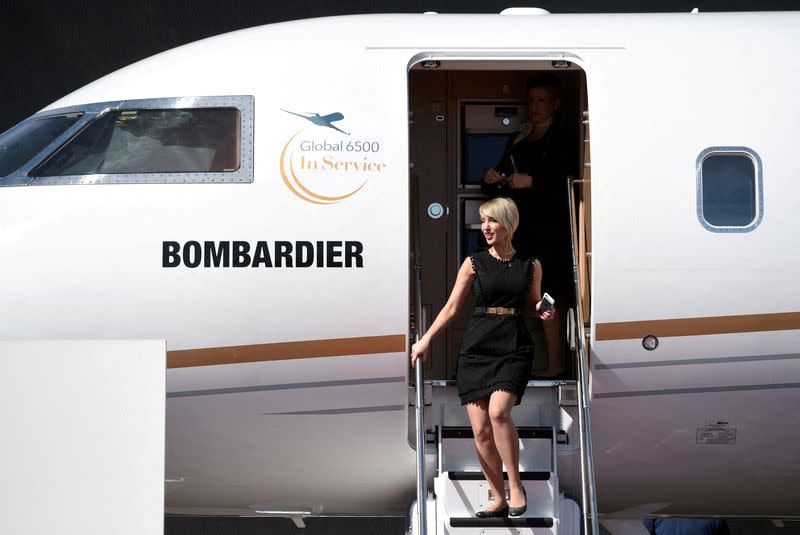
481, 123, 576, 259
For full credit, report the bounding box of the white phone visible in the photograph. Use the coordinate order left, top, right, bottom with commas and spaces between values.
539, 293, 555, 315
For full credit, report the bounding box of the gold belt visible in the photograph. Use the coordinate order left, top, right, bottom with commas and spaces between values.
474, 307, 520, 316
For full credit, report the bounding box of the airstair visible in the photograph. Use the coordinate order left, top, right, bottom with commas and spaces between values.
407, 379, 585, 535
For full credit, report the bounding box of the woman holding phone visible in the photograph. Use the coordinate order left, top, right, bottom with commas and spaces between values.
410, 197, 552, 518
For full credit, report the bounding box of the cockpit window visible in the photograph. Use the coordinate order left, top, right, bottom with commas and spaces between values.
0, 113, 83, 177
34, 108, 241, 176
0, 95, 253, 186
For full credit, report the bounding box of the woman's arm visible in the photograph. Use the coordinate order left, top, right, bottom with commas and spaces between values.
526, 259, 552, 319
411, 257, 475, 367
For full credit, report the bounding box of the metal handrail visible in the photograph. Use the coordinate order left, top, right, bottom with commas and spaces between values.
567, 177, 600, 535
412, 174, 428, 535
414, 327, 427, 535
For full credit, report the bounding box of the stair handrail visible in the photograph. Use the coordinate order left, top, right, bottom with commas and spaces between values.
414, 314, 428, 535
412, 175, 428, 535
568, 177, 600, 535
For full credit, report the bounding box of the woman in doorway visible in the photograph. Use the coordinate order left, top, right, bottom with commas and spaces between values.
410, 197, 552, 518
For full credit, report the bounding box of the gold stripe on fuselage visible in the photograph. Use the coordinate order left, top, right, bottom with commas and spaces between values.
595, 312, 800, 341
167, 334, 406, 368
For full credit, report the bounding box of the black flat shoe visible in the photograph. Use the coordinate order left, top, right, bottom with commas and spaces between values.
508, 488, 527, 517
475, 504, 509, 518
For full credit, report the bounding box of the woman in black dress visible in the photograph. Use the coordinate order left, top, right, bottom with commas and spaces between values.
410, 197, 552, 518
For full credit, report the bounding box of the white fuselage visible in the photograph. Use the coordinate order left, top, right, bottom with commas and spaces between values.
1, 11, 798, 518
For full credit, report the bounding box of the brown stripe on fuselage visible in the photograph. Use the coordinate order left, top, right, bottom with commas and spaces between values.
595, 312, 800, 341
167, 334, 406, 368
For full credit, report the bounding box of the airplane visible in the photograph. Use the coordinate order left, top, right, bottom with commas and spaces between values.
1, 7, 799, 535
281, 109, 351, 135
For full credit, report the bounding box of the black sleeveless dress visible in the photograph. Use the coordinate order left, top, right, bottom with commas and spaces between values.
457, 251, 535, 406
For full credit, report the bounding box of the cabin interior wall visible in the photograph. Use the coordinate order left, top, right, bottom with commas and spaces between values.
410, 66, 587, 381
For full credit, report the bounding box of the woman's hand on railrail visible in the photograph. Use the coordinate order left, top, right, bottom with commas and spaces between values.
411, 338, 429, 368
536, 301, 554, 320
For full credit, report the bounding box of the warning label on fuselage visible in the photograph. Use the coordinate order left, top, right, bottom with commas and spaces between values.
696, 423, 737, 445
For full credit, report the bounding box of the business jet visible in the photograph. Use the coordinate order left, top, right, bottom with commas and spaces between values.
1, 7, 798, 535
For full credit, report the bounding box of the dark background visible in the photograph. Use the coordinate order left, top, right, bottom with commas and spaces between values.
4, 1, 797, 533
2, 0, 798, 132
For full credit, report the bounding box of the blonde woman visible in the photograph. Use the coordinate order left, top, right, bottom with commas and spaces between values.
411, 197, 552, 518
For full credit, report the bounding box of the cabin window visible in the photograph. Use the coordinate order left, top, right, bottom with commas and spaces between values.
0, 113, 83, 178
696, 147, 762, 232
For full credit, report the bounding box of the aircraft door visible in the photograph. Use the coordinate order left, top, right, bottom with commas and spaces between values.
410, 69, 451, 379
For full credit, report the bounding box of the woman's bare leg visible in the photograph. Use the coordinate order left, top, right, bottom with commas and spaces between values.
540, 305, 565, 377
466, 398, 506, 511
488, 390, 526, 508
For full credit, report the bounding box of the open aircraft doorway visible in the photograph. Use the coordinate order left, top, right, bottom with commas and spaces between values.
407, 57, 591, 384
406, 55, 595, 534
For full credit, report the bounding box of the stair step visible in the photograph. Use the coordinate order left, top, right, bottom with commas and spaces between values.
448, 471, 551, 481
450, 517, 554, 528
441, 427, 553, 473
437, 471, 557, 519
442, 426, 553, 439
